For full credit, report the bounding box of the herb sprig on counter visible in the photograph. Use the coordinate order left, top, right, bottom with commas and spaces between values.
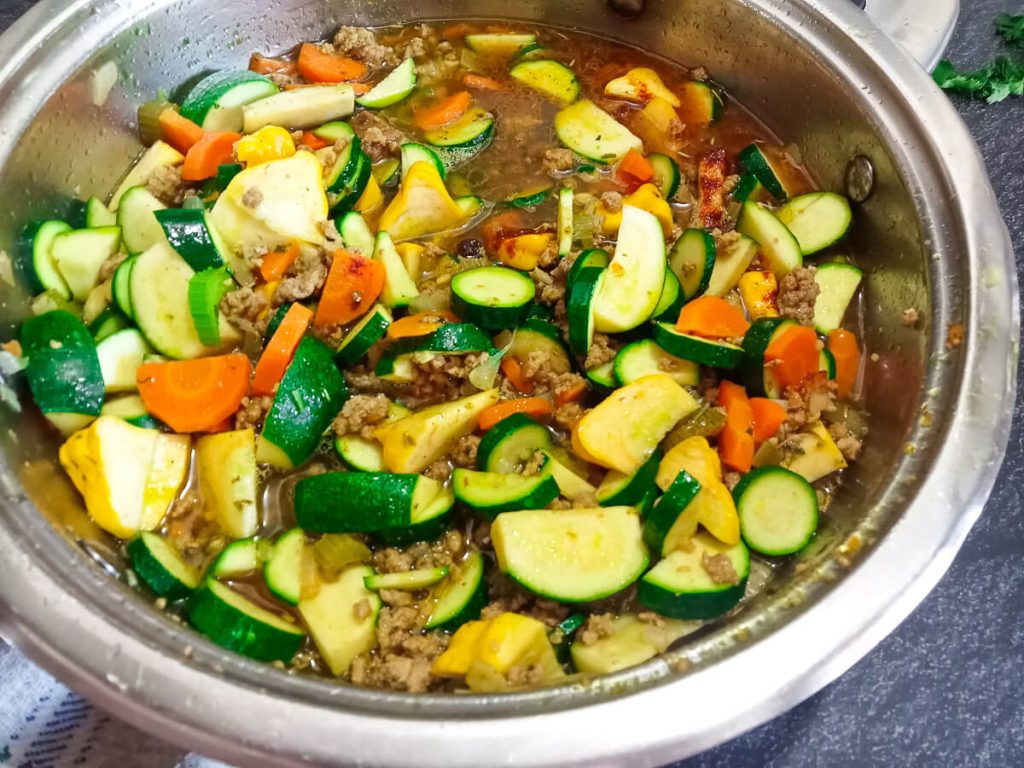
934, 14, 1024, 103
995, 13, 1024, 48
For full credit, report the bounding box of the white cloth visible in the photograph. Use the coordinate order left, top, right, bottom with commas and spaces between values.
0, 643, 227, 767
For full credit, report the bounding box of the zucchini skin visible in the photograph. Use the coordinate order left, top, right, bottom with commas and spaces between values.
128, 533, 197, 600
652, 322, 745, 369
261, 338, 348, 467
187, 580, 304, 663
20, 310, 104, 419
637, 574, 747, 620
598, 450, 662, 507
294, 472, 421, 533
155, 208, 228, 273
476, 413, 552, 473
734, 465, 820, 556
452, 467, 560, 520
567, 266, 604, 357
450, 266, 536, 331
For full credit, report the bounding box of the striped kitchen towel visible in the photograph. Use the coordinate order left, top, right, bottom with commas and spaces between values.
0, 643, 229, 768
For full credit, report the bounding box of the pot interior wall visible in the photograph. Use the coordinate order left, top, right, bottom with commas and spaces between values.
0, 0, 958, 706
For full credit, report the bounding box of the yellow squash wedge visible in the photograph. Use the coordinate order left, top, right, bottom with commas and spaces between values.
604, 67, 681, 107
770, 421, 848, 482
377, 161, 466, 242
600, 183, 674, 238
432, 612, 564, 691
140, 432, 191, 530
298, 565, 381, 675
59, 416, 189, 539
570, 613, 699, 675
658, 436, 740, 546
235, 126, 296, 166
374, 389, 500, 473
210, 151, 328, 268
354, 174, 384, 214
575, 374, 698, 475
738, 270, 780, 320
496, 233, 555, 271
196, 428, 259, 538
432, 620, 489, 678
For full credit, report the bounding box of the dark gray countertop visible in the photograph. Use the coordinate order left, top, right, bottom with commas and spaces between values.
0, 1, 1021, 766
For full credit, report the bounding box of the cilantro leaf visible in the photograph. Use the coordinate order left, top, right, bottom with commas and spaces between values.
934, 14, 1024, 104
934, 56, 1024, 103
996, 14, 1024, 48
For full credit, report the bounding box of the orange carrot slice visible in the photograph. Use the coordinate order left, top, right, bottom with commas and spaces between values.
464, 73, 505, 91
717, 381, 754, 472
554, 378, 589, 407
158, 110, 205, 154
500, 356, 534, 394
827, 328, 860, 399
181, 132, 241, 181
750, 397, 787, 445
315, 250, 385, 326
296, 43, 368, 83
413, 91, 471, 130
765, 325, 820, 392
386, 311, 457, 340
251, 304, 314, 396
675, 295, 751, 339
478, 397, 552, 431
136, 354, 251, 433
249, 53, 296, 76
259, 243, 300, 283
618, 149, 655, 184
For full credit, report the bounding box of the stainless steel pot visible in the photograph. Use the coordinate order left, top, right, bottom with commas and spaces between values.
0, 0, 1015, 765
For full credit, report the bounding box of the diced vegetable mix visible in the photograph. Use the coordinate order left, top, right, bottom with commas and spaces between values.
10, 22, 869, 692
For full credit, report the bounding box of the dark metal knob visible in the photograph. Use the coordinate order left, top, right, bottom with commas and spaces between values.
608, 0, 644, 18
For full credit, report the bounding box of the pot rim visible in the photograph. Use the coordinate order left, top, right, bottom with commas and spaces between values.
0, 0, 1016, 765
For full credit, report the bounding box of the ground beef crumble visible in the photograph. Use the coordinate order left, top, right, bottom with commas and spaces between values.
553, 401, 585, 432
702, 552, 739, 585
146, 164, 187, 206
451, 434, 481, 469
403, 352, 489, 406
274, 249, 330, 306
578, 613, 615, 646
585, 333, 618, 369
308, 322, 346, 348
777, 266, 820, 326
778, 373, 836, 441
482, 571, 571, 628
96, 251, 127, 284
372, 531, 466, 575
424, 460, 452, 482
241, 187, 263, 209
522, 450, 547, 476
332, 26, 399, 68
828, 420, 863, 461
350, 533, 471, 692
220, 287, 269, 336
332, 393, 390, 439
542, 147, 577, 176
348, 605, 449, 693
600, 190, 623, 213
351, 111, 405, 162
234, 395, 274, 431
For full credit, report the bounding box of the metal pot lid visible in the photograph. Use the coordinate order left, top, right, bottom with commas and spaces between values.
862, 0, 960, 69
0, 0, 1013, 765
